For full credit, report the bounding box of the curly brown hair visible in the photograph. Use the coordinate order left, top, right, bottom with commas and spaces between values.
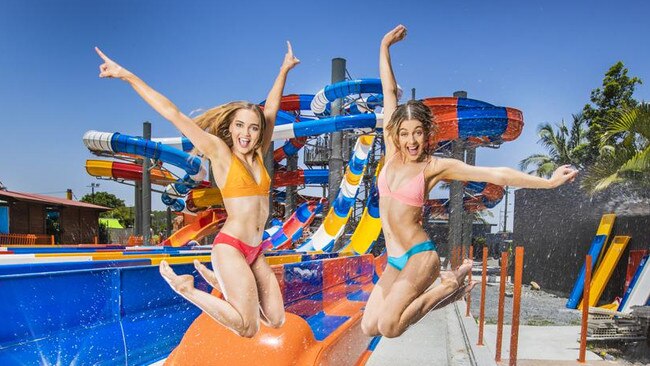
386, 99, 437, 156
192, 101, 266, 155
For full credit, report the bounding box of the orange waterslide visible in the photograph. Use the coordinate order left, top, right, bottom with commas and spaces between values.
161, 209, 227, 247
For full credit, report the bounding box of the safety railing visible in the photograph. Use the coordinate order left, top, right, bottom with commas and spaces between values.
0, 234, 54, 245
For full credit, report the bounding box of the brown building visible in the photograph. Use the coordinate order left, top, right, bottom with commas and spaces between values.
0, 190, 110, 244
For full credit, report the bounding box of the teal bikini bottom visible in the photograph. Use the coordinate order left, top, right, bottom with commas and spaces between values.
387, 240, 438, 271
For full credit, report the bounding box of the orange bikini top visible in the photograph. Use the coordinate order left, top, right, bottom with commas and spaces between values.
220, 152, 271, 199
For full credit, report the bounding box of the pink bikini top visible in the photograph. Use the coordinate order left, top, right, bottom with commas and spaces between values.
377, 154, 431, 207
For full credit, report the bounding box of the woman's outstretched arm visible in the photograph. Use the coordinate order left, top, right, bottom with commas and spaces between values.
260, 41, 300, 154
380, 25, 407, 157
95, 47, 229, 161
434, 158, 578, 189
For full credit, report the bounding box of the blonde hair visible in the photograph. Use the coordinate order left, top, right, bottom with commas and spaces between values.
386, 100, 437, 157
192, 101, 266, 155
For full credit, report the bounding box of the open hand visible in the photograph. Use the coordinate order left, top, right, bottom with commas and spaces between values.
382, 24, 407, 47
549, 165, 578, 187
95, 47, 129, 79
281, 41, 300, 71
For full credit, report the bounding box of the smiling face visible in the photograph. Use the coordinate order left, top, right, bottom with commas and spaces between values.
228, 109, 262, 155
397, 119, 426, 162
388, 100, 435, 162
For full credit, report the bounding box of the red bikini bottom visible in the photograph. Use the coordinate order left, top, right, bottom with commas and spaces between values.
213, 232, 269, 265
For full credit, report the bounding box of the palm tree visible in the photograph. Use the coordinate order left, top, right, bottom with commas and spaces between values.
519, 114, 589, 177
583, 103, 650, 193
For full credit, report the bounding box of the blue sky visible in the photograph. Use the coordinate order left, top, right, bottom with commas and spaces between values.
1, 0, 648, 230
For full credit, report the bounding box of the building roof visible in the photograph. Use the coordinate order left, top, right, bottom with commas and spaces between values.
0, 190, 111, 211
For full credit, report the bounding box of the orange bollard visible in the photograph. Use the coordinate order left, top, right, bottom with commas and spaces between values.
477, 246, 488, 345
509, 246, 524, 366
495, 251, 509, 362
466, 245, 474, 317
94, 236, 99, 245
50, 235, 55, 245
578, 255, 592, 363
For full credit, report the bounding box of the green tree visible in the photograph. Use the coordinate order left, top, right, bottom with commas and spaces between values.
582, 62, 642, 164
519, 114, 589, 177
583, 103, 650, 193
81, 191, 125, 209
106, 206, 135, 228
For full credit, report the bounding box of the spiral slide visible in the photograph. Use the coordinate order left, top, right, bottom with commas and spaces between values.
262, 198, 325, 250
338, 159, 383, 255
85, 160, 178, 186
161, 209, 227, 247
297, 134, 375, 252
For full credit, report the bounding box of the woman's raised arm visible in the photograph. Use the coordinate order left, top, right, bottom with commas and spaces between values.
95, 47, 229, 161
380, 25, 407, 157
259, 41, 300, 154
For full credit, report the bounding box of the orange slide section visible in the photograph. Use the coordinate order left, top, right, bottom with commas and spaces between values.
162, 209, 227, 247
165, 307, 321, 365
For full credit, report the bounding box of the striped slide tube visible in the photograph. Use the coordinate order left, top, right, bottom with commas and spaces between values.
297, 134, 375, 252
310, 78, 400, 115
339, 157, 383, 255
262, 199, 325, 250
83, 131, 207, 211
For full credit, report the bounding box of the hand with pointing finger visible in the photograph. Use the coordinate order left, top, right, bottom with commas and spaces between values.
281, 41, 300, 71
95, 47, 130, 80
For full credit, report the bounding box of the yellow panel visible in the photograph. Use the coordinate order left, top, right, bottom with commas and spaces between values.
151, 256, 212, 265
359, 135, 375, 145
348, 208, 382, 255
266, 255, 302, 265
86, 160, 114, 178
90, 254, 170, 260
594, 214, 616, 269
578, 236, 630, 309
323, 208, 351, 236
345, 172, 362, 186
595, 214, 616, 236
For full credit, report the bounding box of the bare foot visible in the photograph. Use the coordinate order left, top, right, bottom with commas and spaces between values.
440, 259, 473, 290
159, 260, 196, 296
193, 259, 222, 292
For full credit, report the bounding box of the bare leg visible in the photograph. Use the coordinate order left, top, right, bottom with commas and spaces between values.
195, 256, 284, 327
159, 244, 261, 338
361, 265, 401, 336
250, 254, 285, 328
194, 259, 222, 294
377, 256, 474, 338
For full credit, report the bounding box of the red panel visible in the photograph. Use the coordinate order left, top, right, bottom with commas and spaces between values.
273, 148, 287, 162
422, 97, 459, 143
274, 170, 305, 187
503, 107, 524, 141
279, 94, 302, 112
626, 250, 649, 291
483, 183, 505, 201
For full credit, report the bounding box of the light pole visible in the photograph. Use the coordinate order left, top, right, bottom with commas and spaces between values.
88, 183, 100, 200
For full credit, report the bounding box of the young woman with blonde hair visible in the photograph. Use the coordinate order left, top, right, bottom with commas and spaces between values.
96, 42, 299, 338
361, 25, 578, 338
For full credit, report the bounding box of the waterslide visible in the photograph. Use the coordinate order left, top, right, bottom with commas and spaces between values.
85, 159, 177, 186
263, 199, 325, 250
296, 134, 375, 252
296, 80, 522, 254
160, 209, 227, 247
339, 158, 382, 255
